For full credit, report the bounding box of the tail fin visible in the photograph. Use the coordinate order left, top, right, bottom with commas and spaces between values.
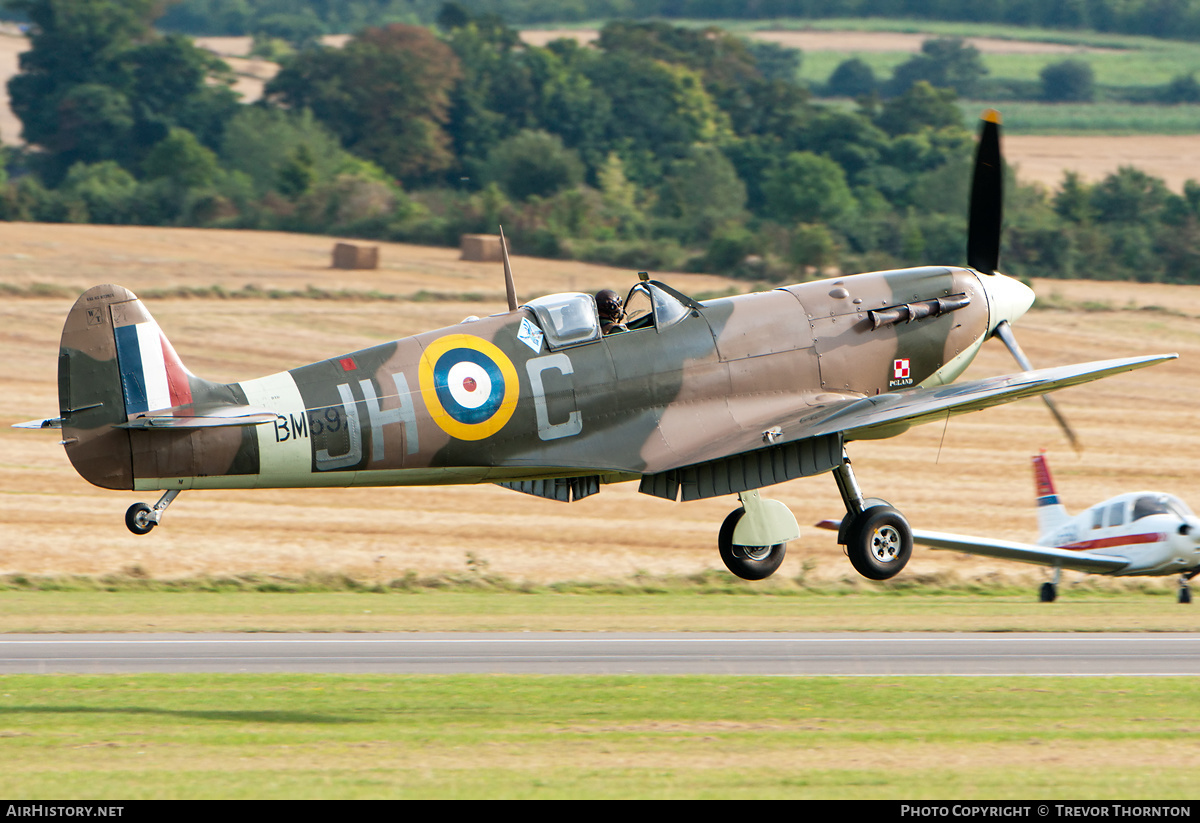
1032, 451, 1070, 536
58, 284, 196, 490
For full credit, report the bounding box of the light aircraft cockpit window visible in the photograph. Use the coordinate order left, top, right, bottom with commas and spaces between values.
1106, 501, 1125, 528
1133, 494, 1192, 521
1091, 508, 1104, 530
523, 293, 602, 349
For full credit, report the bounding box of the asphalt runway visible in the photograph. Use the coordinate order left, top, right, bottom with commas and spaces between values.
1, 633, 1199, 675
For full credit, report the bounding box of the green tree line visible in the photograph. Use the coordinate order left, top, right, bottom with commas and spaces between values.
3, 0, 1200, 286
138, 0, 1200, 44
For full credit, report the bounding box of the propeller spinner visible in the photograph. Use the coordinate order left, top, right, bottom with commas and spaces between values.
968, 110, 1081, 451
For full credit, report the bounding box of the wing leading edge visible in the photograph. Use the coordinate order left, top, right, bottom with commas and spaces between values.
912, 528, 1130, 574
816, 353, 1176, 442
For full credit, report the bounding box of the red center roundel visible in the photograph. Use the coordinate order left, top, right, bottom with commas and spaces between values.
463, 377, 477, 392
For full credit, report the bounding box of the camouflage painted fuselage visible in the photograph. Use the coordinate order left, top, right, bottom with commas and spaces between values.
58, 266, 991, 497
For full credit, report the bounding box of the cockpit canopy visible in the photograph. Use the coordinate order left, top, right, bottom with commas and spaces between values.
523, 282, 699, 350
623, 281, 695, 331
523, 292, 601, 349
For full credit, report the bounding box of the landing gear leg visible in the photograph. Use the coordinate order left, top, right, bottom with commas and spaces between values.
1040, 568, 1061, 603
832, 450, 912, 580
125, 490, 180, 536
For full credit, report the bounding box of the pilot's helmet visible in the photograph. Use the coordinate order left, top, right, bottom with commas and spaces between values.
596, 289, 623, 319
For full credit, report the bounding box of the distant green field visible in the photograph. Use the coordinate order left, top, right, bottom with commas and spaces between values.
576, 16, 1200, 133
793, 23, 1200, 90
0, 674, 1196, 799
963, 101, 1200, 134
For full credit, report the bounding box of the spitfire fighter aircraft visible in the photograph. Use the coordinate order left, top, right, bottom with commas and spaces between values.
909, 453, 1200, 603
17, 112, 1176, 583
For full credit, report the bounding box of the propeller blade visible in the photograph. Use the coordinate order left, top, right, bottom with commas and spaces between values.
499, 225, 518, 312
967, 109, 1003, 275
993, 320, 1081, 453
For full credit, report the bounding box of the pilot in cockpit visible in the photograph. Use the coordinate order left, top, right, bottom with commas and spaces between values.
596, 289, 628, 334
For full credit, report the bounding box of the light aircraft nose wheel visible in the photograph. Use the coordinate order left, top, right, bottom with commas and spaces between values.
844, 506, 912, 580
125, 502, 155, 535
718, 509, 787, 580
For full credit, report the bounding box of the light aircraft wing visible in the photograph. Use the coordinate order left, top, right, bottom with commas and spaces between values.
911, 528, 1130, 574
643, 353, 1173, 475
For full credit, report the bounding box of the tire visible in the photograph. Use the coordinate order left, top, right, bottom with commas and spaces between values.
125, 502, 155, 535
718, 508, 787, 581
844, 505, 911, 581
1039, 582, 1057, 603
1179, 587, 1192, 605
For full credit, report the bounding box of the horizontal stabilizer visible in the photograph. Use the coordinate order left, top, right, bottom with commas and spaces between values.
116, 404, 278, 430
912, 528, 1129, 574
12, 418, 63, 429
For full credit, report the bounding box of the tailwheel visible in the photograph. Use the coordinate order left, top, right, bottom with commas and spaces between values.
718, 508, 787, 581
124, 489, 180, 536
844, 505, 912, 581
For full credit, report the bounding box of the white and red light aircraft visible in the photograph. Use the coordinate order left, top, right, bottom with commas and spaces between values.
910, 453, 1200, 603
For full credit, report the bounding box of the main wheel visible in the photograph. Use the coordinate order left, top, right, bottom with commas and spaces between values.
1179, 586, 1191, 605
1039, 582, 1057, 603
718, 509, 787, 581
844, 505, 911, 580
125, 502, 155, 535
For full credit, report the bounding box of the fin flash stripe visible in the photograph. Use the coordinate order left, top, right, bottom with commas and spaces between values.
113, 320, 192, 415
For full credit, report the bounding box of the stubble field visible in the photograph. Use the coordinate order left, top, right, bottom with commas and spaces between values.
1, 223, 1198, 594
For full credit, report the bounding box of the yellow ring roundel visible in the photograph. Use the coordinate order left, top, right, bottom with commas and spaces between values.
418, 334, 519, 441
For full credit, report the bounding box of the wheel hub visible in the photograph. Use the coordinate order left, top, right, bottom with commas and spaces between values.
869, 526, 902, 563
734, 544, 772, 561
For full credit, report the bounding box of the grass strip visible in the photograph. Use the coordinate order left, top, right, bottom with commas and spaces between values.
0, 584, 1193, 633
0, 674, 1194, 799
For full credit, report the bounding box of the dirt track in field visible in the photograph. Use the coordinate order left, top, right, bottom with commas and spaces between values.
1, 224, 1198, 588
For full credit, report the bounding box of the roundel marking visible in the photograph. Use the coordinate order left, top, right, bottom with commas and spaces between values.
418, 334, 519, 440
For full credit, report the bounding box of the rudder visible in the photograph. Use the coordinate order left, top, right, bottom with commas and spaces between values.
58, 285, 194, 490
1032, 452, 1070, 537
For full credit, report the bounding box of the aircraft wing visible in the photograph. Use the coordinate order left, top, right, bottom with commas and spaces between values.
911, 528, 1131, 574
641, 353, 1173, 476
808, 353, 1174, 442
